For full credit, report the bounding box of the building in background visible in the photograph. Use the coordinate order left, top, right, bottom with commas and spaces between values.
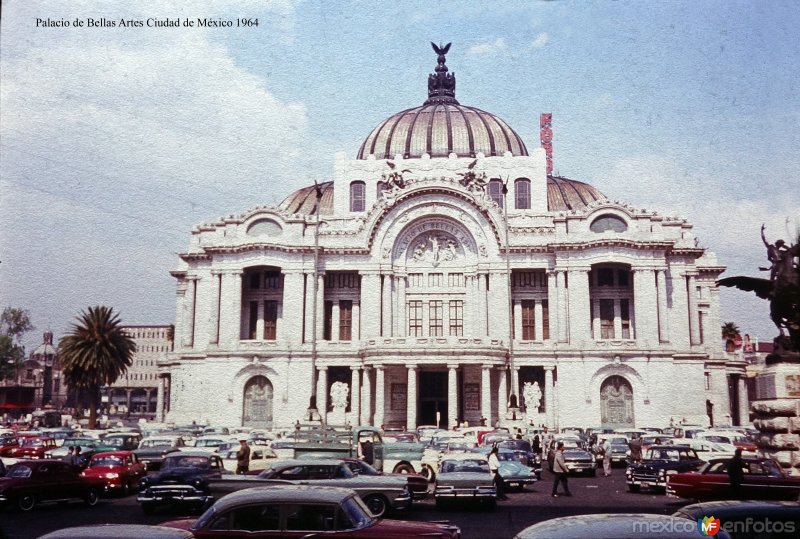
0, 331, 67, 417
160, 47, 747, 430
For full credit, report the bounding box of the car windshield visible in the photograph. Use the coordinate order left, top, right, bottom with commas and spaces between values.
103, 437, 127, 447
163, 456, 209, 469
140, 439, 173, 448
21, 439, 44, 447
7, 464, 32, 478
342, 494, 376, 526
498, 452, 518, 462
90, 456, 124, 467
441, 459, 489, 473
195, 439, 223, 447
500, 440, 531, 451
648, 449, 682, 461
64, 438, 94, 447
609, 438, 628, 445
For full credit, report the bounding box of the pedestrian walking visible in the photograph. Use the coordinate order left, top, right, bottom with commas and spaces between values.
727, 448, 746, 498
488, 446, 508, 500
551, 442, 572, 497
628, 434, 643, 463
532, 433, 541, 456
235, 439, 251, 475
599, 438, 611, 476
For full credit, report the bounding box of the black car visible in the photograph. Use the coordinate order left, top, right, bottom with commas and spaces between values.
137, 451, 226, 514
626, 445, 704, 492
548, 437, 597, 476
673, 500, 800, 539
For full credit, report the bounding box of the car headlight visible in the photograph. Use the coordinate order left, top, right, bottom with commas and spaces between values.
659, 469, 666, 477
105, 472, 119, 479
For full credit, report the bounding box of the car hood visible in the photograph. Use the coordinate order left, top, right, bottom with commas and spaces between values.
151, 468, 210, 482
436, 472, 493, 487
563, 450, 593, 459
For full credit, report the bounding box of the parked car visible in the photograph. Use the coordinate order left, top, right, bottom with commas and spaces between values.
217, 458, 412, 518
340, 457, 429, 500
666, 457, 800, 501
596, 436, 630, 466
159, 485, 461, 538
80, 450, 147, 496
134, 435, 187, 470
0, 459, 103, 511
0, 435, 24, 457
48, 436, 100, 458
473, 447, 538, 490
99, 432, 143, 451
433, 453, 496, 509
696, 432, 758, 452
626, 445, 704, 493
496, 439, 540, 469
137, 451, 226, 514
190, 435, 234, 453
548, 437, 597, 476
513, 513, 732, 539
218, 446, 277, 473
672, 499, 800, 538
38, 524, 194, 539
7, 437, 58, 460
669, 438, 741, 460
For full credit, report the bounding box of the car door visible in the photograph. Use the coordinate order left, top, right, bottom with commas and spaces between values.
196, 502, 283, 538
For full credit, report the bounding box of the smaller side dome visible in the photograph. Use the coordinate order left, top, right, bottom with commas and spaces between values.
278, 181, 334, 216
547, 176, 606, 211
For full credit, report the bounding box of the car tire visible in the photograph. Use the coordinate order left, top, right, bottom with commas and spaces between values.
421, 465, 436, 483
628, 484, 640, 493
392, 463, 415, 474
363, 494, 388, 518
141, 502, 156, 515
84, 488, 100, 507
17, 494, 36, 512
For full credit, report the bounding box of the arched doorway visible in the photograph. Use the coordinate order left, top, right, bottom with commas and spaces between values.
600, 375, 634, 428
242, 376, 273, 429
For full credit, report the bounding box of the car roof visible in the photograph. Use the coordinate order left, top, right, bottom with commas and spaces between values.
268, 458, 345, 467
214, 485, 358, 511
440, 453, 488, 462
515, 514, 712, 539
164, 451, 217, 459
675, 500, 800, 520
90, 450, 134, 458
38, 525, 195, 539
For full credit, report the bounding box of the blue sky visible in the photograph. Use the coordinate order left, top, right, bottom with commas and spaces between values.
1, 0, 798, 351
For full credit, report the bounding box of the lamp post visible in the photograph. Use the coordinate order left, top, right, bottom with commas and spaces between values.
307, 181, 324, 423
501, 179, 519, 414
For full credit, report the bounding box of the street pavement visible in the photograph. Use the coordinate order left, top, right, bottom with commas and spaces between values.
0, 467, 692, 539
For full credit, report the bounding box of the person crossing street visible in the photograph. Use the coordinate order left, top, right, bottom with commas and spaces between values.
551, 441, 572, 497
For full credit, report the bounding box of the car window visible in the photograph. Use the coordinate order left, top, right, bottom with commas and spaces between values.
308, 465, 335, 479
277, 466, 308, 480
706, 462, 727, 474
7, 465, 32, 478
285, 504, 336, 531
213, 504, 281, 532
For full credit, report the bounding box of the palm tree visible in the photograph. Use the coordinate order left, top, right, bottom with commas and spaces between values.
58, 306, 135, 428
721, 322, 741, 352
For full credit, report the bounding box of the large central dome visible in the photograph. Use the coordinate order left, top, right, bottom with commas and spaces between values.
357, 43, 528, 160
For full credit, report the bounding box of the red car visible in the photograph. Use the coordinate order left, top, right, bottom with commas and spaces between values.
7, 437, 58, 459
667, 457, 800, 501
0, 459, 104, 511
161, 485, 460, 538
80, 450, 147, 496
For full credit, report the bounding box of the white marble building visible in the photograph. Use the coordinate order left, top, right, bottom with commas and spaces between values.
159, 48, 747, 431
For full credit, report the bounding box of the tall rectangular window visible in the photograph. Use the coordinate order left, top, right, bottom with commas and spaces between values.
264, 301, 278, 340
264, 271, 282, 289
408, 273, 424, 287
248, 301, 258, 339
599, 299, 615, 339
339, 300, 353, 341
521, 300, 536, 340
620, 299, 631, 339
323, 301, 333, 341
428, 273, 443, 287
542, 299, 550, 340
429, 300, 443, 336
488, 179, 504, 208
515, 179, 531, 209
408, 301, 423, 336
350, 181, 366, 212
448, 273, 464, 287
449, 300, 463, 336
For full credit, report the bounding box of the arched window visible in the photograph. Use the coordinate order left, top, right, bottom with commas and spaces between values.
515, 178, 531, 209
350, 181, 366, 212
590, 214, 628, 233
488, 179, 504, 208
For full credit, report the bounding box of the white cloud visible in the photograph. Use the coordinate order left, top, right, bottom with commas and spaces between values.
467, 37, 507, 57
529, 32, 549, 49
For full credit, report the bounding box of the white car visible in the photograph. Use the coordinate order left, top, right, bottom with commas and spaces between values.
218, 446, 278, 472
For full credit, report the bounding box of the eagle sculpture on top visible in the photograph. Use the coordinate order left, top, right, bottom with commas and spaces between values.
717, 225, 800, 352
432, 42, 451, 64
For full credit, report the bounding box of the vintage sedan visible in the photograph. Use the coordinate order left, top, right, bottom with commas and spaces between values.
80, 450, 147, 496
596, 436, 630, 466
134, 435, 187, 470
548, 437, 597, 476
673, 499, 800, 537
218, 446, 277, 473
7, 437, 58, 460
626, 445, 704, 492
666, 457, 800, 501
473, 447, 538, 490
160, 485, 461, 538
99, 432, 143, 451
433, 453, 496, 509
0, 459, 103, 511
48, 436, 100, 458
38, 524, 194, 539
513, 513, 731, 539
137, 451, 227, 514
340, 457, 429, 500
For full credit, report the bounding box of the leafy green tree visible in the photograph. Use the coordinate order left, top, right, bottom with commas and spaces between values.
58, 306, 135, 428
0, 307, 33, 381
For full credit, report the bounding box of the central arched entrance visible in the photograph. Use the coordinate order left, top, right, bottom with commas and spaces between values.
242, 376, 273, 429
600, 375, 634, 428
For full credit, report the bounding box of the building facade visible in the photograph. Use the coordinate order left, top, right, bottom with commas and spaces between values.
160, 49, 747, 431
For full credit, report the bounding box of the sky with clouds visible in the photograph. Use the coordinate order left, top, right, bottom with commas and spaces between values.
1, 0, 798, 352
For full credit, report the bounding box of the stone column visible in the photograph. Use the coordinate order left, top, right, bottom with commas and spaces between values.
670, 269, 691, 348
374, 366, 385, 428
219, 271, 243, 349
361, 367, 372, 425
476, 273, 488, 337
317, 366, 328, 422
656, 269, 670, 343
255, 301, 264, 341
316, 274, 325, 341
352, 301, 361, 341
544, 366, 555, 429
687, 273, 701, 345
304, 272, 314, 343
633, 268, 658, 345
156, 375, 166, 422
382, 275, 393, 337
448, 364, 459, 429
556, 271, 568, 343
282, 271, 304, 345
481, 366, 492, 428
360, 273, 381, 338
350, 367, 361, 426
396, 275, 407, 337
567, 269, 591, 344
208, 271, 221, 345
511, 366, 520, 411
737, 376, 749, 427
173, 279, 188, 351
465, 274, 476, 336
535, 300, 544, 341
406, 365, 418, 431
182, 277, 198, 348
488, 272, 510, 341
497, 368, 507, 422
332, 302, 340, 342
513, 300, 522, 341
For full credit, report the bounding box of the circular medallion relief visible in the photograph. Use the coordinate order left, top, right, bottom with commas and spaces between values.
395, 218, 476, 266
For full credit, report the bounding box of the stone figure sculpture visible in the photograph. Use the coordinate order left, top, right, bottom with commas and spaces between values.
330, 381, 349, 413
523, 381, 542, 414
